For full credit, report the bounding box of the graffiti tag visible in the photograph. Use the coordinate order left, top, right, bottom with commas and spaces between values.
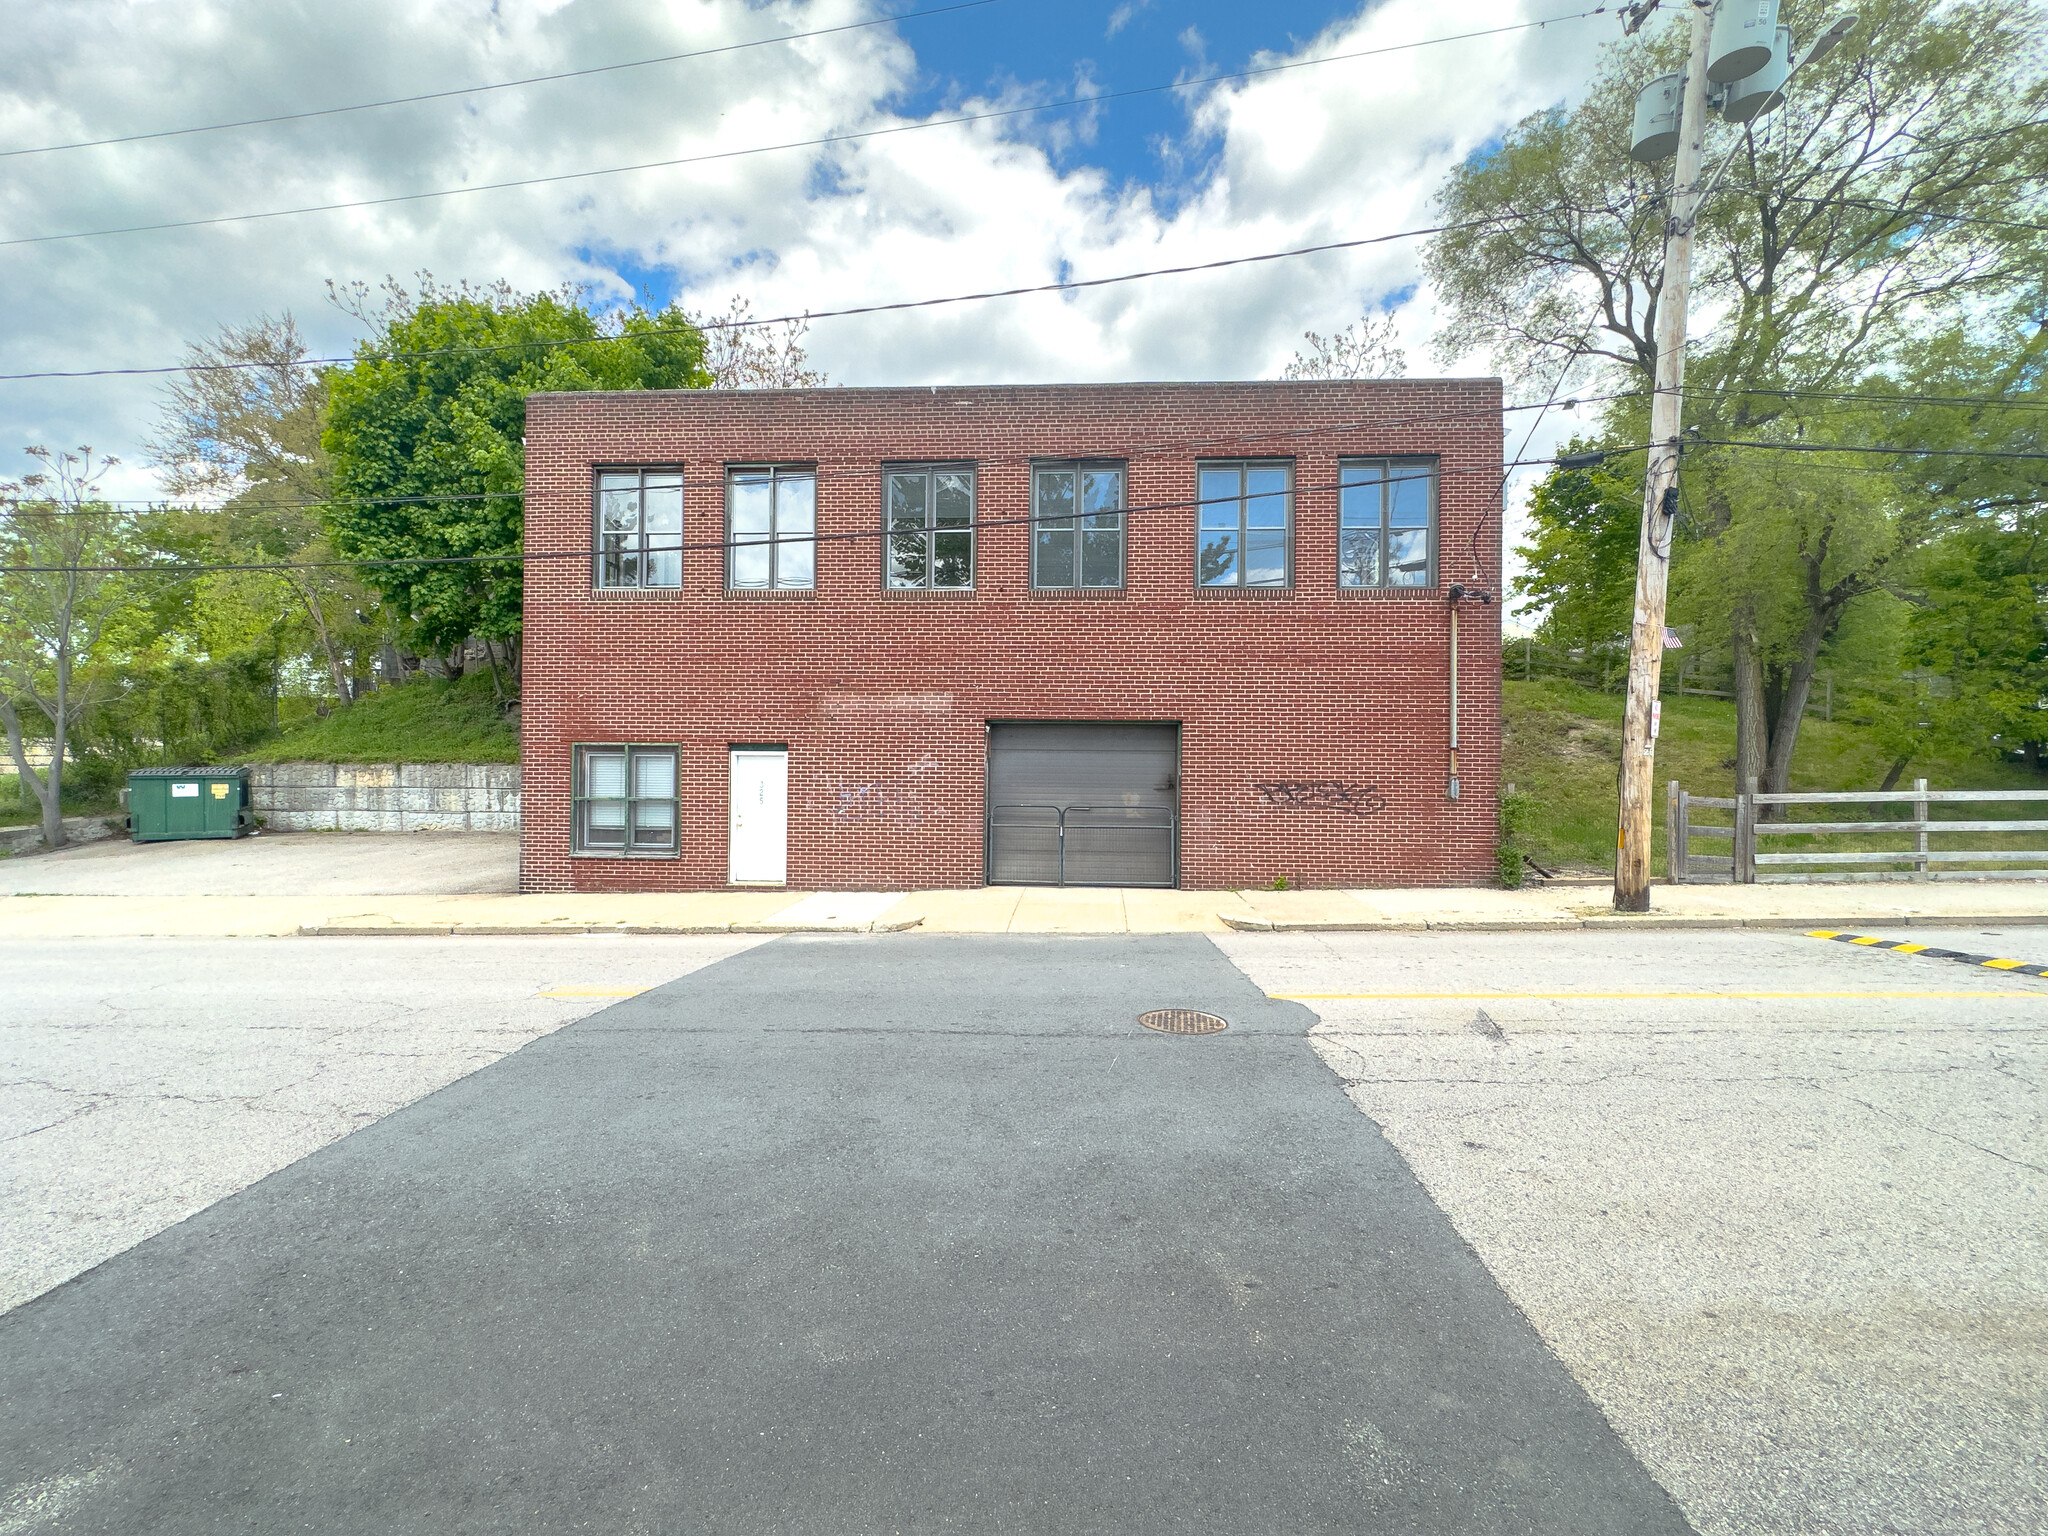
1252, 780, 1388, 818
830, 754, 943, 826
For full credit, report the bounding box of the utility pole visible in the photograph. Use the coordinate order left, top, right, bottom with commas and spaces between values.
1613, 1, 1714, 911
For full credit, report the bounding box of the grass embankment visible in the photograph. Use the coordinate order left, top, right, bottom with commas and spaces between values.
0, 776, 119, 830
1504, 677, 2046, 878
237, 673, 520, 765
2, 675, 515, 834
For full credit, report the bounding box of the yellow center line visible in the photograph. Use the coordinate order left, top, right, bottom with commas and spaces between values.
535, 987, 649, 998
1271, 990, 2044, 1001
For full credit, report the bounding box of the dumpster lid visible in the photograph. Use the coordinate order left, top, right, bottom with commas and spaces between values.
127, 766, 251, 779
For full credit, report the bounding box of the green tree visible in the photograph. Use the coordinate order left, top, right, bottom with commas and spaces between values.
1427, 0, 2048, 792
1892, 312, 2048, 766
322, 277, 712, 669
150, 314, 376, 706
1514, 450, 1643, 654
0, 449, 137, 848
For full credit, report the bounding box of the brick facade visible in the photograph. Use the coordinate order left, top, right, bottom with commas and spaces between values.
520, 380, 1504, 892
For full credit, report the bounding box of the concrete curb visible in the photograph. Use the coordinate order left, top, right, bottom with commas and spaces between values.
297, 916, 927, 938
1219, 912, 2048, 934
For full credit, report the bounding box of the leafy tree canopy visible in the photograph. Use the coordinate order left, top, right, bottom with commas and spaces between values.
323, 276, 711, 655
1429, 0, 2047, 788
1515, 448, 1643, 652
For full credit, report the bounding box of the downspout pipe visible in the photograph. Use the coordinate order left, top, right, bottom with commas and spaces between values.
1446, 583, 1493, 801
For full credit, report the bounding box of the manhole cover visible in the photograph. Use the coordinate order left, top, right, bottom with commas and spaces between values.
1138, 1008, 1228, 1035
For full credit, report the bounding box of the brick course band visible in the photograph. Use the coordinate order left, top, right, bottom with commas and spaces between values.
521, 379, 1504, 892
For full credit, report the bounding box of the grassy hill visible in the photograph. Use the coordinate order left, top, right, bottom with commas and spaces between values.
236, 673, 520, 765
1504, 677, 2045, 878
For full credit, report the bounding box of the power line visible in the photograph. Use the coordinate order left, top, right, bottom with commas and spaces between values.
1775, 194, 2048, 238
0, 218, 1506, 383
0, 0, 1006, 160
0, 456, 1548, 576
0, 10, 1612, 249
1557, 439, 2048, 467
16, 430, 2043, 574
17, 394, 2041, 524
13, 391, 1570, 514
1703, 438, 2048, 462
1684, 385, 2048, 412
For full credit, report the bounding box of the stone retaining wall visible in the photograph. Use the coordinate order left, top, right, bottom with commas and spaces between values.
249, 763, 520, 832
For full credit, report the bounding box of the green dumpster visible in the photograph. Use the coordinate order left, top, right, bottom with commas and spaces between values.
125, 767, 253, 842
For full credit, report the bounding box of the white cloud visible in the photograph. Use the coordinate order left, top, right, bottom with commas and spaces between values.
1105, 2, 1151, 40
0, 0, 1611, 552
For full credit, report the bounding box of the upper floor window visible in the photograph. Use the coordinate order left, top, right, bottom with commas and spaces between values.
1197, 461, 1291, 588
1340, 459, 1436, 589
1032, 463, 1125, 589
728, 466, 816, 591
886, 465, 974, 589
596, 469, 682, 588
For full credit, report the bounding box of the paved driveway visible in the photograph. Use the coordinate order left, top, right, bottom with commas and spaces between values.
1, 934, 1684, 1535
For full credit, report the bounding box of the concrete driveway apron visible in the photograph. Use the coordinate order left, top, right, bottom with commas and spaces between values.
0, 934, 1690, 1535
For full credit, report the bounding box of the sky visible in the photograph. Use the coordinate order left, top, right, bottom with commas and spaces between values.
0, 0, 1622, 572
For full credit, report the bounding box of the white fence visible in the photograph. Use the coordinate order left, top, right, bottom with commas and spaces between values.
1670, 778, 2048, 883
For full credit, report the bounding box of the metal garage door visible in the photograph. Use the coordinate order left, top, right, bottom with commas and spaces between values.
986, 722, 1179, 887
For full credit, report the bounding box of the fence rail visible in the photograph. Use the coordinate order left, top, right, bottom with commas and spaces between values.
1668, 778, 2048, 884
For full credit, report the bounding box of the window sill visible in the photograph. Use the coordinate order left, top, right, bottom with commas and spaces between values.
1194, 585, 1294, 599
570, 848, 681, 860
725, 587, 818, 600
881, 586, 977, 600
589, 581, 684, 602
1028, 586, 1126, 600
1336, 585, 1444, 600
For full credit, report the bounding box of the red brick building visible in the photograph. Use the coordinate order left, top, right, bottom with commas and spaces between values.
519, 380, 1503, 893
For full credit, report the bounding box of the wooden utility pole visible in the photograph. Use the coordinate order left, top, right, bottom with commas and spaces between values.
1614, 1, 1715, 911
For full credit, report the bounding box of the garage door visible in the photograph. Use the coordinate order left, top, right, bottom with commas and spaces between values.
986, 722, 1179, 887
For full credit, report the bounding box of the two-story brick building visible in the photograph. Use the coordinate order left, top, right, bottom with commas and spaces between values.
518, 380, 1503, 893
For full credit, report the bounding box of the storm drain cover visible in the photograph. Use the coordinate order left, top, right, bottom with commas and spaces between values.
1138, 1008, 1228, 1035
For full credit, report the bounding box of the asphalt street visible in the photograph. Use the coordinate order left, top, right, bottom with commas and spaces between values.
1224, 925, 2048, 1536
0, 934, 765, 1311
0, 933, 1689, 1535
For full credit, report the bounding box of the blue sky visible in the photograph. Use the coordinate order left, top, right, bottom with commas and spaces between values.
889, 0, 1367, 194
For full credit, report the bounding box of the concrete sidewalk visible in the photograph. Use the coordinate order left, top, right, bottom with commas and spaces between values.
0, 879, 2040, 938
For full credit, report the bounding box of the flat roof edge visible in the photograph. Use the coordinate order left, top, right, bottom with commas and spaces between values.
529, 378, 1503, 402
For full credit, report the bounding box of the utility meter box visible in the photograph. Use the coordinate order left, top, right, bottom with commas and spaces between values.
125, 767, 253, 841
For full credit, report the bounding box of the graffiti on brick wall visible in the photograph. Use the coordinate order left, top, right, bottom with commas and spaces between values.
1252, 779, 1388, 818
831, 754, 943, 825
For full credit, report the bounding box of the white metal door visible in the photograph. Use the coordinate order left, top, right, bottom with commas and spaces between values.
728, 748, 788, 884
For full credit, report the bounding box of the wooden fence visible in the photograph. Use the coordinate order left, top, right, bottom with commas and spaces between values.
1668, 778, 2048, 883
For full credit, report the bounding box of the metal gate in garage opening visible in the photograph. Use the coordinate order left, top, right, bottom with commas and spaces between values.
985, 722, 1180, 887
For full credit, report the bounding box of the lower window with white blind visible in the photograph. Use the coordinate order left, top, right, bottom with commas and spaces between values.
573, 745, 679, 856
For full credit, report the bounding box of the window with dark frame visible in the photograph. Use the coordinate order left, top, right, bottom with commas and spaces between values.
573, 745, 678, 855
727, 466, 816, 591
1196, 460, 1291, 588
596, 470, 683, 588
885, 465, 974, 589
1032, 463, 1125, 589
1339, 458, 1436, 589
